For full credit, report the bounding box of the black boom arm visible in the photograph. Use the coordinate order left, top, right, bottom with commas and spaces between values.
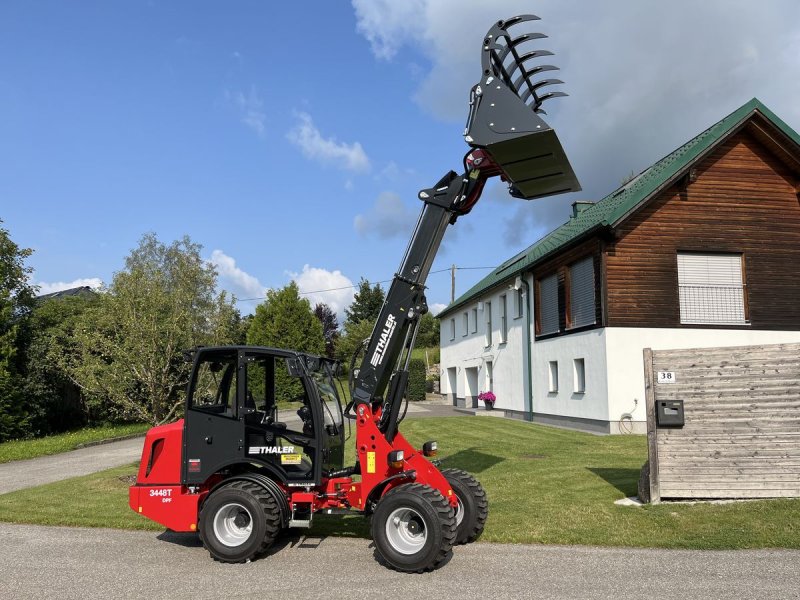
349, 14, 580, 444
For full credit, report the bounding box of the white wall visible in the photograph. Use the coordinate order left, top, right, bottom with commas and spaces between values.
531, 329, 609, 421
440, 283, 529, 411
605, 328, 800, 425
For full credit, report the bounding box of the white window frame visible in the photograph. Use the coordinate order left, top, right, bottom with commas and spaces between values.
484, 301, 492, 347
462, 312, 468, 337
499, 294, 508, 344
450, 318, 455, 341
573, 358, 585, 393
471, 308, 478, 333
677, 252, 747, 325
515, 287, 524, 319
548, 361, 559, 393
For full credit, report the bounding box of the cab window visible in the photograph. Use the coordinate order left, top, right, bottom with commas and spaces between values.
190, 351, 238, 418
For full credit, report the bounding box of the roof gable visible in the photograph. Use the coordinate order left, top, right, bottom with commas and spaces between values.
439, 98, 800, 317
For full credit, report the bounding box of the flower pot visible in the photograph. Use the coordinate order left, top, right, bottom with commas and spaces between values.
483, 401, 494, 410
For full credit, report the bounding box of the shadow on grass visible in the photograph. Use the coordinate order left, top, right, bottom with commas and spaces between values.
440, 448, 505, 473
587, 467, 640, 497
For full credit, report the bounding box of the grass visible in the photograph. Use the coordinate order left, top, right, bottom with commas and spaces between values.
411, 346, 439, 367
0, 423, 150, 464
0, 417, 797, 549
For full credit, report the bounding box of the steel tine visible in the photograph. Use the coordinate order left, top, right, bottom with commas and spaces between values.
505, 50, 555, 80
500, 14, 541, 28
512, 65, 559, 93
519, 79, 564, 104
493, 32, 548, 65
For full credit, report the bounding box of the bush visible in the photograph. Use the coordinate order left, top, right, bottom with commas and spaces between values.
407, 358, 427, 402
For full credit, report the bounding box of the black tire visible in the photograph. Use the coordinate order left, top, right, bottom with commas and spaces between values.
199, 480, 282, 563
442, 468, 489, 544
371, 483, 456, 573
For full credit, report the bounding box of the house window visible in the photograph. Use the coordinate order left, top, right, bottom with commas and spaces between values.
569, 256, 596, 329
499, 294, 508, 343
677, 253, 747, 325
573, 358, 585, 393
471, 308, 478, 333
516, 287, 524, 318
539, 274, 559, 335
450, 318, 455, 340
462, 312, 469, 337
484, 301, 492, 347
548, 361, 559, 393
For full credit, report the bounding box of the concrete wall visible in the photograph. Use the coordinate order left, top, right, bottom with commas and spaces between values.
605, 328, 800, 429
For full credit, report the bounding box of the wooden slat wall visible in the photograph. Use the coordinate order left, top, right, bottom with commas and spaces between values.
645, 342, 800, 501
607, 125, 800, 329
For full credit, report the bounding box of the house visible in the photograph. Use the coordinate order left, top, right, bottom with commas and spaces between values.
438, 98, 800, 434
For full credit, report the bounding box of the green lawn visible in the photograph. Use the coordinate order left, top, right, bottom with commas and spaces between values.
0, 417, 797, 549
0, 423, 150, 464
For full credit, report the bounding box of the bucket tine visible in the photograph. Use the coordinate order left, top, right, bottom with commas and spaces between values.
518, 79, 564, 106
463, 14, 580, 199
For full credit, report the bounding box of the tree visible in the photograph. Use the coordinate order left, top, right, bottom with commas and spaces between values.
247, 282, 324, 399
24, 294, 96, 434
314, 303, 339, 359
335, 318, 375, 373
59, 233, 239, 425
415, 312, 440, 348
0, 221, 35, 441
344, 278, 384, 327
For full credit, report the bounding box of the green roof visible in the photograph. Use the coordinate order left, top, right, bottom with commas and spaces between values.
439, 98, 800, 318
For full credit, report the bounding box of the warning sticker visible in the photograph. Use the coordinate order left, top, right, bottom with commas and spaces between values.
367, 451, 376, 474
280, 454, 302, 465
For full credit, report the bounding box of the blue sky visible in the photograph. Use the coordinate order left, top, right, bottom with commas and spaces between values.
2, 1, 799, 320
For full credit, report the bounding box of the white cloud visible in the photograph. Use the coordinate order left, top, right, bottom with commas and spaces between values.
288, 264, 355, 323
286, 111, 370, 172
353, 1, 800, 201
225, 87, 266, 136
36, 277, 103, 296
209, 250, 266, 300
429, 302, 448, 316
354, 191, 417, 239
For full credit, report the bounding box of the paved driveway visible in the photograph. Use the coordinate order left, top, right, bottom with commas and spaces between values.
0, 437, 144, 495
1, 523, 797, 600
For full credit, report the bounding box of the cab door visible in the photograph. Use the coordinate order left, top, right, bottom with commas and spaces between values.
312, 366, 346, 473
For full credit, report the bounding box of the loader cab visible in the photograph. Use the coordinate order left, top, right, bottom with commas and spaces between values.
182, 346, 345, 487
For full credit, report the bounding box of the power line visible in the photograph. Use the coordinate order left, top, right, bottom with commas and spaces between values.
236, 265, 498, 302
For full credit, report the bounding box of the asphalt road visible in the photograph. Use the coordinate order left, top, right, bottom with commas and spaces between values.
0, 437, 145, 494
2, 523, 797, 600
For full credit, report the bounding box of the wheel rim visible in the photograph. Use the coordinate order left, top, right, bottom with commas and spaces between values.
213, 502, 253, 547
453, 496, 464, 528
385, 507, 428, 555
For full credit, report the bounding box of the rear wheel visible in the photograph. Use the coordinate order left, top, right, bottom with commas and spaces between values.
371, 483, 456, 573
442, 468, 489, 544
199, 480, 282, 563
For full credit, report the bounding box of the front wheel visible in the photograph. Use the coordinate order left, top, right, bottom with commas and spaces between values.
199, 480, 282, 563
442, 468, 489, 544
371, 483, 456, 573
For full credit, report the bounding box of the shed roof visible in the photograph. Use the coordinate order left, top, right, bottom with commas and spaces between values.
438, 98, 800, 318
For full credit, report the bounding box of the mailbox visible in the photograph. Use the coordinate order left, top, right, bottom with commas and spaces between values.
656, 400, 684, 427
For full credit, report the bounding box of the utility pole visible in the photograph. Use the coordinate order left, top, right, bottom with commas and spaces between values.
451, 264, 456, 303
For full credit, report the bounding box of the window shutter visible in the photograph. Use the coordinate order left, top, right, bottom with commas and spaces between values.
539, 274, 559, 335
677, 253, 745, 324
570, 256, 596, 328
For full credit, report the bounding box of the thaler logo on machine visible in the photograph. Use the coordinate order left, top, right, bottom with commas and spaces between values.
370, 314, 397, 367
247, 445, 295, 455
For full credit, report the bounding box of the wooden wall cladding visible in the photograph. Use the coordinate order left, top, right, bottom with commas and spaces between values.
644, 343, 800, 502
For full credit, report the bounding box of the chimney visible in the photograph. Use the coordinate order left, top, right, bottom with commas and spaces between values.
571, 201, 595, 218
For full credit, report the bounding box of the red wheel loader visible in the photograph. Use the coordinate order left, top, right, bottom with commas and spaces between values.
129, 15, 580, 572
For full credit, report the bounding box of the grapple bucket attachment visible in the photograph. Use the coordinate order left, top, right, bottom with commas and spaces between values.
464, 15, 581, 199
